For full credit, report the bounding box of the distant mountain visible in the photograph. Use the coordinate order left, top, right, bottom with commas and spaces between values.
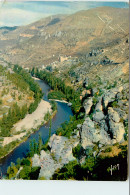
0, 7, 129, 67
0, 26, 18, 31
0, 26, 18, 36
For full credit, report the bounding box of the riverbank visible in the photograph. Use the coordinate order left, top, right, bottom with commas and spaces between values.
49, 99, 68, 104
32, 77, 41, 81
0, 99, 53, 160
0, 135, 30, 160
13, 100, 51, 133
2, 99, 51, 147
0, 77, 73, 174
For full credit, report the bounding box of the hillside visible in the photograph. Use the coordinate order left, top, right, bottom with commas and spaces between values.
0, 7, 129, 67
0, 65, 34, 120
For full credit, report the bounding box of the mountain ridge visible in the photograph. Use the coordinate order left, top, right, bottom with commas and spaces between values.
0, 7, 129, 67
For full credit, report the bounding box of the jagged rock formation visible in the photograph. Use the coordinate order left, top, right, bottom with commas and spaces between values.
32, 134, 79, 179
83, 97, 93, 115
32, 151, 62, 180
93, 111, 105, 122
102, 87, 123, 109
81, 86, 127, 148
48, 134, 78, 163
108, 107, 125, 143
81, 117, 111, 149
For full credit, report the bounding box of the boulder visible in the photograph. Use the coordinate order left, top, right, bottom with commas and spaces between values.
108, 107, 120, 123
32, 134, 79, 180
100, 128, 111, 144
81, 117, 111, 149
103, 93, 115, 109
95, 99, 103, 112
102, 87, 123, 109
32, 154, 41, 167
68, 102, 72, 107
108, 107, 125, 143
38, 150, 62, 180
93, 111, 105, 122
83, 97, 93, 115
109, 120, 125, 143
99, 120, 108, 132
48, 134, 77, 164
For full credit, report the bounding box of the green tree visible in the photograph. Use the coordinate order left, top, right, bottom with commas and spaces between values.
19, 166, 31, 180
37, 133, 43, 154
29, 140, 34, 157
7, 162, 18, 179
49, 119, 52, 138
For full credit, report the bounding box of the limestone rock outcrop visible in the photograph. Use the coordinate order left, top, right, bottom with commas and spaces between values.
83, 97, 93, 115
32, 134, 79, 179
81, 117, 111, 149
108, 107, 125, 143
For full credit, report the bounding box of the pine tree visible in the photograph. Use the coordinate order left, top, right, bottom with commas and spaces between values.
37, 133, 43, 154
29, 140, 34, 157
33, 139, 37, 154
49, 119, 52, 138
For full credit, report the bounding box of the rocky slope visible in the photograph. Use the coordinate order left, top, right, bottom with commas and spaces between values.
0, 64, 34, 120
30, 83, 128, 180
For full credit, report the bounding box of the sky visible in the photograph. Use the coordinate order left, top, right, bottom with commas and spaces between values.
0, 1, 129, 27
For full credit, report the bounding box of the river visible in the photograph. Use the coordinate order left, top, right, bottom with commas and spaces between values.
0, 79, 73, 176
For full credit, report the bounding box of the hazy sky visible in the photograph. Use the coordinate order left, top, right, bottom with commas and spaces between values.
0, 1, 129, 27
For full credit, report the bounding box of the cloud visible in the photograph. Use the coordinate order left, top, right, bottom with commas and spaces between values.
0, 7, 48, 26
0, 2, 71, 26
0, 1, 128, 27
